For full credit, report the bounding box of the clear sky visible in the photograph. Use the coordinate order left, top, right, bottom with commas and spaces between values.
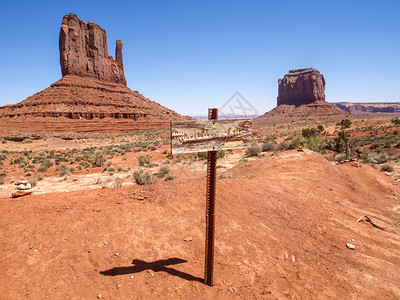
0, 0, 399, 116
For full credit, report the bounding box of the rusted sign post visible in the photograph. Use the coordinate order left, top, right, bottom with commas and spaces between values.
171, 108, 252, 286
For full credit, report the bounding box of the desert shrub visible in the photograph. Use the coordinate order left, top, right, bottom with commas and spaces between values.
132, 168, 156, 185
245, 144, 261, 157
276, 140, 290, 151
113, 178, 123, 188
93, 151, 106, 167
317, 125, 324, 132
262, 141, 277, 152
56, 164, 69, 177
156, 166, 171, 178
365, 152, 389, 164
302, 127, 320, 139
138, 155, 150, 166
334, 153, 349, 162
381, 164, 394, 172
289, 136, 305, 149
197, 152, 207, 160
217, 150, 226, 159
147, 143, 156, 150
370, 143, 380, 150
0, 153, 8, 162
117, 166, 123, 172
0, 170, 6, 185
14, 157, 26, 166
338, 119, 352, 129
305, 135, 326, 154
165, 174, 175, 181
38, 160, 53, 172
163, 160, 171, 164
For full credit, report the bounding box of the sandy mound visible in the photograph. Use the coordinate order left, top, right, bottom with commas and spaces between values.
0, 150, 399, 299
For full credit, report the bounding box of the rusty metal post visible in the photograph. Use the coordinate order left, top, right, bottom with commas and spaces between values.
205, 108, 218, 286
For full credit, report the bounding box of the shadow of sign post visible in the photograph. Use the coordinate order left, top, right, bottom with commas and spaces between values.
171, 108, 252, 286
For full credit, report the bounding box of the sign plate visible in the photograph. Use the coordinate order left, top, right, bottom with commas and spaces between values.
171, 119, 252, 154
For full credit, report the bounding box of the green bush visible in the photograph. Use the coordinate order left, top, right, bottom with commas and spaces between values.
93, 151, 106, 167
262, 141, 277, 152
138, 155, 150, 166
56, 165, 69, 177
305, 135, 326, 154
38, 160, 53, 172
132, 168, 156, 185
245, 144, 261, 157
156, 166, 171, 178
365, 152, 389, 164
276, 140, 290, 151
370, 143, 380, 150
289, 136, 305, 149
381, 164, 394, 172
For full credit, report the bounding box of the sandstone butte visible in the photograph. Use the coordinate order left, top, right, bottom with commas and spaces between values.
256, 68, 350, 124
0, 13, 190, 133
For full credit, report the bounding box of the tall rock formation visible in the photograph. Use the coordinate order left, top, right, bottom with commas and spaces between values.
0, 14, 189, 132
59, 13, 126, 85
256, 68, 349, 124
277, 68, 325, 107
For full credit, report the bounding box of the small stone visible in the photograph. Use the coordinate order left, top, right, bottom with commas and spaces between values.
104, 242, 108, 245
97, 293, 102, 299
184, 236, 193, 242
16, 183, 32, 190
114, 252, 119, 257
12, 190, 33, 198
117, 284, 122, 289
137, 196, 144, 201
346, 243, 356, 250
131, 275, 134, 279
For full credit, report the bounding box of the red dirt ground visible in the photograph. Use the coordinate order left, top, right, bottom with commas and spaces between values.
1, 150, 399, 299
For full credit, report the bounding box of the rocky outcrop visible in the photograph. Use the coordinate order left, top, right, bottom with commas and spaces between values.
277, 68, 325, 107
0, 14, 190, 132
59, 13, 126, 85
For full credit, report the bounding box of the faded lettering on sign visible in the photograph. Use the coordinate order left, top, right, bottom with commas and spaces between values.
171, 119, 252, 154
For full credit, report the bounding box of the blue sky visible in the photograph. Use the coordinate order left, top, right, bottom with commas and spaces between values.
0, 0, 399, 116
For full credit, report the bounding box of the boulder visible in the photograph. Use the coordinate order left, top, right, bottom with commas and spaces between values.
12, 190, 33, 198
277, 68, 325, 107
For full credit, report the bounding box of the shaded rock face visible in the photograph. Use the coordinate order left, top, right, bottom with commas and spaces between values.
277, 68, 325, 107
59, 14, 126, 85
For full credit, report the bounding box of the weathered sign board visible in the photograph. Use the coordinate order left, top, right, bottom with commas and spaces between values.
170, 119, 252, 154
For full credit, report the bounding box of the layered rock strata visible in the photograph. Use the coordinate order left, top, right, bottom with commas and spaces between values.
277, 68, 325, 107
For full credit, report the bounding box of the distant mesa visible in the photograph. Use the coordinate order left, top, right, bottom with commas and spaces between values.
277, 68, 325, 107
256, 68, 350, 124
333, 102, 400, 117
0, 14, 189, 133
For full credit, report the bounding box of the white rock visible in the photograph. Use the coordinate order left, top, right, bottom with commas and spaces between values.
346, 243, 356, 250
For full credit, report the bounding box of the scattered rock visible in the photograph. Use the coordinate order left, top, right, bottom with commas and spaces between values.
346, 243, 356, 250
16, 183, 32, 190
184, 236, 193, 242
104, 242, 108, 245
12, 190, 33, 198
114, 253, 119, 257
97, 293, 102, 299
117, 284, 122, 289
130, 275, 134, 279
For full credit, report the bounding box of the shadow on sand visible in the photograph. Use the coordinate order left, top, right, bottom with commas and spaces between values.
100, 258, 203, 283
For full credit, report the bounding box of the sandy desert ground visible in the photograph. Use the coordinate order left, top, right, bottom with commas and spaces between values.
1, 119, 400, 299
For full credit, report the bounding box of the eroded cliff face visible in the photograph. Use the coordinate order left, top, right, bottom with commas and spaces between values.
59, 13, 126, 85
0, 14, 190, 131
277, 68, 325, 107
